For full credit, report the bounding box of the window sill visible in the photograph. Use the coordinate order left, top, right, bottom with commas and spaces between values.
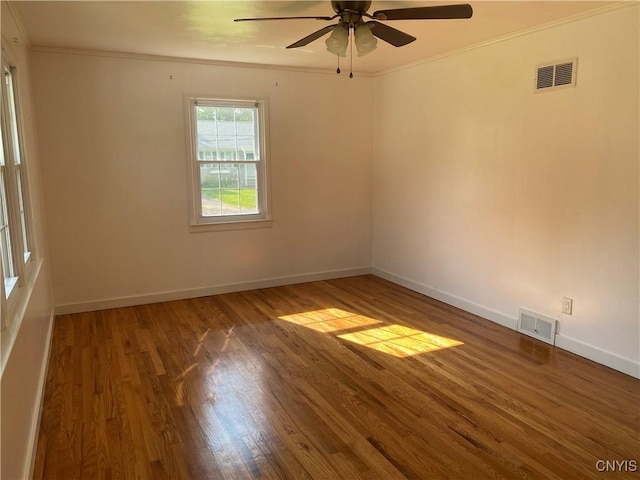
189, 218, 272, 233
0, 257, 43, 377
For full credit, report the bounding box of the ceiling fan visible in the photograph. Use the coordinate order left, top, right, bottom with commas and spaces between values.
235, 1, 473, 74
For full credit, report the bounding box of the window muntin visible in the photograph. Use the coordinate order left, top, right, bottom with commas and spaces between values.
188, 98, 269, 227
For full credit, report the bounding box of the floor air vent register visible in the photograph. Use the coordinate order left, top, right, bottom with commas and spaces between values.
518, 308, 557, 345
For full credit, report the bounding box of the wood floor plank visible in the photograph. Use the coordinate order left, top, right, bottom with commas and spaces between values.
34, 275, 639, 479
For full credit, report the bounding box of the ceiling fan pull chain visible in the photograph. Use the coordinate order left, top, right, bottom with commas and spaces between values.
349, 25, 354, 78
336, 53, 341, 74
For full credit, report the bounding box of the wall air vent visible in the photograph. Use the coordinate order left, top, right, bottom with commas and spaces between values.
535, 58, 577, 92
518, 308, 557, 345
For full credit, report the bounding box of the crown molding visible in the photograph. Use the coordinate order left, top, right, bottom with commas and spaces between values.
28, 45, 375, 78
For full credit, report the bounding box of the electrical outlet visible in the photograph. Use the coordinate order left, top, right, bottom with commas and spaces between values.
562, 297, 573, 315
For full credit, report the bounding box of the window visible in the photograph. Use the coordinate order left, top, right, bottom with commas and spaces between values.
187, 97, 270, 230
0, 62, 35, 329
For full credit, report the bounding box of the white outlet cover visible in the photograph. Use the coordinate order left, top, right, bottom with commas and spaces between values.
562, 297, 573, 315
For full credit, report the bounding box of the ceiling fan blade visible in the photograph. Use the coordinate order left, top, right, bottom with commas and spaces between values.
286, 24, 338, 49
235, 15, 335, 22
373, 4, 473, 21
367, 21, 416, 47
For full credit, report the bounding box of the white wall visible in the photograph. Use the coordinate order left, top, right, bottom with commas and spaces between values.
30, 53, 373, 311
0, 4, 55, 479
372, 6, 639, 376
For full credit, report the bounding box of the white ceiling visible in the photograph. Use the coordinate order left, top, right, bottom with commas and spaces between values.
11, 1, 616, 74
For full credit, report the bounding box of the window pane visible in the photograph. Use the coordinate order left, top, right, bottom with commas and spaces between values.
200, 163, 258, 217
197, 133, 217, 157
216, 141, 236, 161
0, 168, 15, 288
235, 136, 256, 160
16, 168, 29, 260
235, 108, 253, 121
196, 106, 216, 121
5, 68, 22, 165
216, 107, 234, 122
200, 163, 221, 217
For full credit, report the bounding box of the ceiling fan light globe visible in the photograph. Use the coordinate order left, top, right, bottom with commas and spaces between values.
355, 23, 377, 56
325, 24, 348, 57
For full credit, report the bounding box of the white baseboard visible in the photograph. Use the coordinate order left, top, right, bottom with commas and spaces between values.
555, 334, 640, 379
54, 267, 372, 315
372, 267, 640, 379
26, 307, 56, 479
372, 267, 517, 330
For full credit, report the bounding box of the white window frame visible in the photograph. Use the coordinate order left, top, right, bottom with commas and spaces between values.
1, 61, 35, 302
186, 96, 271, 232
0, 45, 41, 369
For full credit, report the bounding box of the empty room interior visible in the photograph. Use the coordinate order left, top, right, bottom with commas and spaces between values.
1, 1, 638, 479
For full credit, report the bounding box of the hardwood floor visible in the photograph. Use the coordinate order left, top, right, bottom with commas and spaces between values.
34, 275, 639, 479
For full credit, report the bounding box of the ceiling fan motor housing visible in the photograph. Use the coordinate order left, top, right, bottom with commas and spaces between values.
332, 1, 372, 16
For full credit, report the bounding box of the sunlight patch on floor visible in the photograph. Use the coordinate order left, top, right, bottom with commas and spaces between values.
279, 308, 382, 333
279, 309, 463, 357
338, 324, 463, 358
